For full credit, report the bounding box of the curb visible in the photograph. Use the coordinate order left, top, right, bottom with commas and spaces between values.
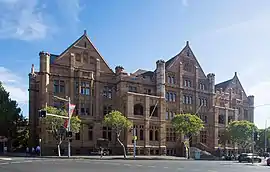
40, 157, 191, 161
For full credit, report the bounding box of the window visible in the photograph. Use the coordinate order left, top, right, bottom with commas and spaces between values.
201, 115, 207, 123
166, 128, 176, 142
199, 83, 206, 90
228, 116, 233, 123
167, 76, 171, 83
74, 81, 79, 95
200, 131, 207, 144
84, 42, 87, 48
75, 53, 81, 62
81, 82, 90, 95
150, 106, 158, 117
83, 52, 88, 63
102, 127, 112, 141
144, 88, 152, 95
184, 80, 192, 87
168, 75, 175, 84
134, 104, 143, 115
184, 63, 192, 72
139, 129, 144, 140
218, 115, 225, 124
149, 130, 153, 141
165, 111, 169, 120
103, 105, 112, 116
155, 130, 159, 141
103, 86, 112, 99
183, 95, 193, 104
128, 86, 137, 92
88, 125, 93, 140
199, 98, 207, 106
171, 76, 175, 84
167, 92, 176, 102
75, 132, 80, 140
53, 80, 65, 93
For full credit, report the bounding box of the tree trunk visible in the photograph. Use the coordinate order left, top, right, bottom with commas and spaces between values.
117, 134, 126, 159
57, 139, 62, 157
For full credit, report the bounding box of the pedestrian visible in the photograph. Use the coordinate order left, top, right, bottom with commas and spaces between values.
32, 147, 35, 156
36, 146, 41, 156
26, 147, 29, 156
100, 147, 103, 159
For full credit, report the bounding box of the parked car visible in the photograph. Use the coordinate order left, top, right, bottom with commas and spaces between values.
238, 153, 261, 163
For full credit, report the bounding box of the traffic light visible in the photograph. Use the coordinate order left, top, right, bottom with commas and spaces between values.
254, 131, 259, 141
38, 110, 47, 118
66, 131, 72, 138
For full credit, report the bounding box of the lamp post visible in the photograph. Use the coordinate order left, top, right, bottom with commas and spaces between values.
39, 138, 42, 156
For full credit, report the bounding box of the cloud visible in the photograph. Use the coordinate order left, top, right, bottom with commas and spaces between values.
56, 0, 82, 22
0, 67, 28, 108
182, 0, 189, 6
0, 0, 51, 41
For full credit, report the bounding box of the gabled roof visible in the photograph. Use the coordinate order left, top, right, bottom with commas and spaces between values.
132, 69, 148, 76
165, 41, 206, 77
215, 72, 247, 97
215, 79, 233, 91
51, 30, 113, 73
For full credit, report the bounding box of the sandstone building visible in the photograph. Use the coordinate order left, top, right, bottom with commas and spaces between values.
28, 30, 254, 156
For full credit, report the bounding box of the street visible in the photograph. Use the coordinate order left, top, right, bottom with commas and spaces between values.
0, 158, 270, 172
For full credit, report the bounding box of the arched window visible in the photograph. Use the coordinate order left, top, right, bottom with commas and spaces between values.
155, 130, 159, 141
149, 130, 153, 141
134, 104, 143, 115
150, 106, 158, 117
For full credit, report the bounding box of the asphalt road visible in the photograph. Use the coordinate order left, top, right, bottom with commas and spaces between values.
0, 158, 270, 172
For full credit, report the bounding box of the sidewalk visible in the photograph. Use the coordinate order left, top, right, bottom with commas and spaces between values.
39, 155, 189, 160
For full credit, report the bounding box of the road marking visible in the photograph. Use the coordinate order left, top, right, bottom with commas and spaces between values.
124, 164, 131, 166
164, 166, 169, 169
11, 161, 21, 164
0, 162, 9, 165
136, 164, 142, 167
208, 170, 217, 172
23, 160, 33, 163
0, 158, 12, 161
178, 167, 184, 170
148, 165, 156, 168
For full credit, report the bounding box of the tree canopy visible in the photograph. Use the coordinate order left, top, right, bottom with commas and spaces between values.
172, 113, 204, 137
0, 82, 26, 150
103, 110, 132, 158
228, 120, 257, 150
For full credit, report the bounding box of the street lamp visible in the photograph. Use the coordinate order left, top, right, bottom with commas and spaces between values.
39, 138, 42, 156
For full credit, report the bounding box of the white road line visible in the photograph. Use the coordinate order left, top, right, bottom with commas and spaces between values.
11, 161, 21, 164
23, 160, 33, 163
164, 167, 169, 169
136, 164, 142, 167
0, 162, 9, 165
178, 167, 184, 170
0, 158, 12, 160
123, 164, 131, 166
148, 165, 156, 168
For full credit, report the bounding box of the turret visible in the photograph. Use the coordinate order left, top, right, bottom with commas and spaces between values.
248, 95, 254, 108
156, 60, 165, 97
207, 73, 215, 93
39, 51, 50, 108
115, 66, 124, 75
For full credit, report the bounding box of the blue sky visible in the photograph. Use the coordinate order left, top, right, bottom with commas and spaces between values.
0, 0, 269, 129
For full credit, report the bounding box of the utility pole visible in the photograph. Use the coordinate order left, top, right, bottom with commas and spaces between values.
252, 128, 255, 164
67, 97, 71, 158
133, 128, 136, 158
265, 120, 268, 153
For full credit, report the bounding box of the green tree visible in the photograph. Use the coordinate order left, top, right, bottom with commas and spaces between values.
228, 120, 257, 152
254, 128, 270, 153
218, 129, 231, 151
0, 82, 22, 150
103, 110, 132, 159
41, 106, 81, 156
12, 116, 29, 150
172, 113, 204, 157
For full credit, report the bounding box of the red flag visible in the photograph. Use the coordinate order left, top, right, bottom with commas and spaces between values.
64, 119, 68, 128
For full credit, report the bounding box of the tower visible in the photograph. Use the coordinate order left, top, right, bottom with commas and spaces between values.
156, 60, 165, 98
39, 51, 50, 108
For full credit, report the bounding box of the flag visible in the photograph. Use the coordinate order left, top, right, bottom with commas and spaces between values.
64, 119, 68, 128
69, 104, 76, 116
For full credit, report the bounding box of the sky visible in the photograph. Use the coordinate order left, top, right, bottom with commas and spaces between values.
0, 0, 269, 129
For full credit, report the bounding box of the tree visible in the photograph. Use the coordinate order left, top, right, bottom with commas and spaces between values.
218, 129, 231, 152
103, 110, 132, 159
172, 113, 204, 157
228, 120, 257, 152
254, 128, 270, 153
41, 106, 81, 156
0, 82, 22, 150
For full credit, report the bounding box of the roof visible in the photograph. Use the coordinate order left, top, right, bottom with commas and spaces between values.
215, 79, 233, 91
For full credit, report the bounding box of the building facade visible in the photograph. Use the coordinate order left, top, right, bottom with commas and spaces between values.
28, 31, 254, 156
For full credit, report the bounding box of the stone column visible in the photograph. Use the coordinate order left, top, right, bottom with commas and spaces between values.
95, 59, 101, 119
69, 53, 75, 102
248, 95, 255, 122
144, 97, 150, 155
156, 60, 165, 98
